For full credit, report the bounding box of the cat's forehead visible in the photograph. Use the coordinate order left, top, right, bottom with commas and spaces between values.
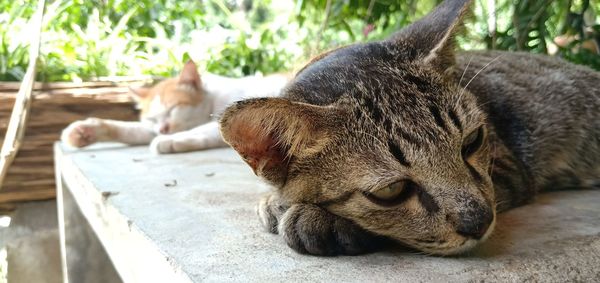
291, 42, 462, 102
287, 42, 484, 145
160, 79, 202, 106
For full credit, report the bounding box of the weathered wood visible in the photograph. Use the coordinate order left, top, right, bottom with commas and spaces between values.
0, 81, 116, 92
0, 75, 158, 92
0, 188, 55, 203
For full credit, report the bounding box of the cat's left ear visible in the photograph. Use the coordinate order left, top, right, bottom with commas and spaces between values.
128, 86, 151, 102
388, 0, 472, 74
179, 60, 202, 90
220, 98, 342, 187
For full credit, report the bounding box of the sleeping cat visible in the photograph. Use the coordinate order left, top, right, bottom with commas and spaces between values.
219, 0, 600, 256
61, 60, 290, 153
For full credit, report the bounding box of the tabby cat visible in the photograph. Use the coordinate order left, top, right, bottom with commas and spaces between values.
219, 0, 600, 256
62, 60, 289, 153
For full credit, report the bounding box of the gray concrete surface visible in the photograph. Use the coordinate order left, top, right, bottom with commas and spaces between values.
0, 201, 62, 283
56, 143, 600, 282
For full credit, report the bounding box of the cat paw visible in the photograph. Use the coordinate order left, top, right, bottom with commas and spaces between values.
150, 133, 213, 154
256, 193, 289, 233
149, 135, 176, 154
61, 118, 103, 148
279, 204, 385, 256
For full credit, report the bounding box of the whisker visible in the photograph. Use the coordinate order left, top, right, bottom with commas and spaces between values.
453, 56, 472, 110
489, 141, 497, 178
463, 54, 502, 91
495, 199, 510, 209
476, 100, 494, 109
456, 55, 502, 108
457, 56, 473, 88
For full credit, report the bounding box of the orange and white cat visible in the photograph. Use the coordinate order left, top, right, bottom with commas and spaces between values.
61, 60, 290, 153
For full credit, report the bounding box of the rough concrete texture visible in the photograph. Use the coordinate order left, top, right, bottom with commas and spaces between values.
61, 186, 122, 283
57, 144, 600, 282
0, 201, 62, 283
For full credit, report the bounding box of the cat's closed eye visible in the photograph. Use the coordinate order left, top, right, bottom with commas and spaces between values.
461, 126, 485, 158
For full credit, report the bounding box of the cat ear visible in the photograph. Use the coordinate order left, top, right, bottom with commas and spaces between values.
179, 60, 202, 89
220, 98, 341, 187
388, 0, 472, 73
128, 86, 151, 102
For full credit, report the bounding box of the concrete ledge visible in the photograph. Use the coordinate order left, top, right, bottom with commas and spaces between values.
55, 143, 600, 282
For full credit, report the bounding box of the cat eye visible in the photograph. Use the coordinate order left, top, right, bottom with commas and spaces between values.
462, 126, 485, 158
364, 181, 413, 206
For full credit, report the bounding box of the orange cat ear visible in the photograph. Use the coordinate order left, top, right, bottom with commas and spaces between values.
128, 86, 151, 102
179, 60, 202, 89
220, 98, 342, 187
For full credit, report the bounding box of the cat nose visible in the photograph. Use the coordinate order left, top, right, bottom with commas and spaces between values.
452, 206, 494, 239
159, 123, 170, 134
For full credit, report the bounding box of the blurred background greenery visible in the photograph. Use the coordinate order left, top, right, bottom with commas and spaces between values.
0, 0, 598, 82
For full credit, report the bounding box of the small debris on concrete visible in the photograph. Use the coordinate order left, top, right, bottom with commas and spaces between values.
101, 191, 120, 200
164, 179, 178, 188
205, 172, 215, 177
132, 158, 143, 162
89, 154, 96, 158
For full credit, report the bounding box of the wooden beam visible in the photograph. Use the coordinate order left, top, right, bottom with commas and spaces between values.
0, 188, 56, 203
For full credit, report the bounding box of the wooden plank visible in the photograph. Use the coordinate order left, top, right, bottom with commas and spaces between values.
0, 81, 116, 91
5, 155, 53, 163
7, 166, 54, 175
0, 75, 159, 92
0, 188, 55, 203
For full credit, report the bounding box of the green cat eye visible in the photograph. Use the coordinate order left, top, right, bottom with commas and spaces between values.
462, 126, 485, 158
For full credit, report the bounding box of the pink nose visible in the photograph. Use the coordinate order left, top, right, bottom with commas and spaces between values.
159, 123, 170, 134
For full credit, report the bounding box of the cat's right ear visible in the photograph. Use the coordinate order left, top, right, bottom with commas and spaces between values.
219, 98, 342, 187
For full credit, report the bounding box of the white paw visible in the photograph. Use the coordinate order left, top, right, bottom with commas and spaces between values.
149, 135, 176, 154
256, 193, 288, 233
61, 118, 103, 148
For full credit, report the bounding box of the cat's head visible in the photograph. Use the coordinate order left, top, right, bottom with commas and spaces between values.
220, 0, 495, 255
131, 60, 210, 134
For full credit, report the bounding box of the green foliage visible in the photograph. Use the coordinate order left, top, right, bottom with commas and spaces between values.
0, 0, 599, 82
0, 2, 32, 81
